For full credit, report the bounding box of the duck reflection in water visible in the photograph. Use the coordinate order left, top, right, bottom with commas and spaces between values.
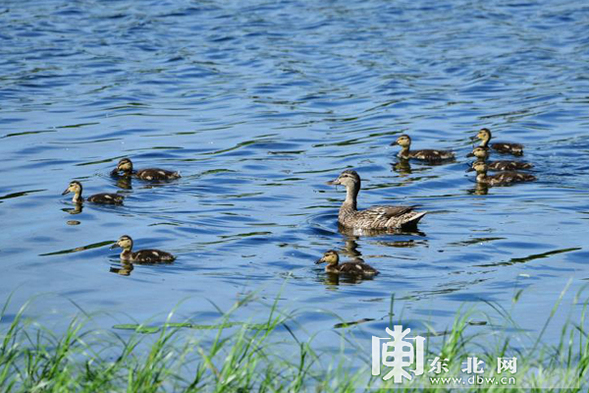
392, 158, 412, 176
62, 204, 83, 215
338, 223, 426, 238
109, 261, 134, 276
115, 176, 133, 190
468, 183, 490, 196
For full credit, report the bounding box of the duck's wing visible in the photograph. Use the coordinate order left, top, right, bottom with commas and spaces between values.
87, 193, 124, 205
490, 172, 536, 185
136, 168, 181, 181
491, 142, 524, 156
133, 249, 176, 264
338, 262, 379, 276
357, 205, 426, 229
365, 205, 417, 217
488, 160, 533, 171
411, 149, 455, 161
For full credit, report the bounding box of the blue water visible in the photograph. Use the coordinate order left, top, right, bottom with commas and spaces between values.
1, 0, 589, 361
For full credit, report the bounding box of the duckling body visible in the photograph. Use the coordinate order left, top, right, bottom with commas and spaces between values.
112, 158, 181, 181
486, 160, 532, 171
110, 235, 175, 264
391, 134, 455, 162
467, 147, 533, 171
477, 128, 524, 156
471, 162, 536, 186
62, 181, 124, 205
315, 250, 378, 277
327, 170, 426, 230
86, 193, 125, 204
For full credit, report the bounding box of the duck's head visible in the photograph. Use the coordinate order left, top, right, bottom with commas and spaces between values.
390, 134, 412, 148
62, 180, 82, 196
116, 158, 133, 173
110, 235, 134, 250
315, 250, 339, 265
326, 170, 361, 189
467, 146, 489, 159
476, 128, 492, 142
470, 161, 488, 174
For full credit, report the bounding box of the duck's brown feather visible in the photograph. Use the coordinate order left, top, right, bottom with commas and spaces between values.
136, 168, 181, 181
336, 262, 379, 276
490, 142, 523, 156
130, 249, 176, 264
487, 160, 533, 171
87, 193, 124, 205
339, 205, 426, 230
401, 149, 455, 161
483, 171, 536, 186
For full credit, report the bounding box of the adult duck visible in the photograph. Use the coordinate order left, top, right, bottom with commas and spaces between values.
326, 170, 426, 230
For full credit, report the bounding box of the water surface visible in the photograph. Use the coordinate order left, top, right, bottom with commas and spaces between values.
1, 0, 589, 360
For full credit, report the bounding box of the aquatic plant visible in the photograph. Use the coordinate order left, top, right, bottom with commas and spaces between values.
0, 287, 587, 392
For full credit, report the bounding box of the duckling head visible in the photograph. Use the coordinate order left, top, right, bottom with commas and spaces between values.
467, 146, 489, 160
116, 158, 134, 173
476, 128, 492, 144
390, 134, 412, 148
315, 250, 339, 266
62, 181, 83, 202
62, 180, 82, 195
110, 235, 134, 251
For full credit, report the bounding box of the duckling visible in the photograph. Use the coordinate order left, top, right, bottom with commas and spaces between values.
62, 181, 124, 205
110, 235, 175, 264
470, 162, 536, 186
326, 170, 426, 230
315, 250, 379, 276
467, 147, 533, 171
391, 134, 455, 162
111, 158, 181, 181
476, 128, 524, 156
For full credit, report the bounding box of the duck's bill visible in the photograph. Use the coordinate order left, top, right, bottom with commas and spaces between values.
315, 258, 325, 264
326, 179, 341, 186
61, 188, 71, 195
390, 141, 398, 146
466, 152, 474, 157
110, 243, 120, 249
466, 167, 475, 172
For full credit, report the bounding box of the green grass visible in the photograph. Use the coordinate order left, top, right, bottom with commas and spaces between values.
0, 287, 588, 392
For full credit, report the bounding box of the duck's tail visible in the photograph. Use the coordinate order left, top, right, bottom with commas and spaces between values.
401, 210, 427, 228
